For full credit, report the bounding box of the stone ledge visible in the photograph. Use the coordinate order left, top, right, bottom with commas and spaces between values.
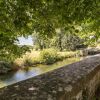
0, 55, 100, 100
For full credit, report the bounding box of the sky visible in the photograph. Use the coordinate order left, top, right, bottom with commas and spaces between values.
18, 36, 33, 46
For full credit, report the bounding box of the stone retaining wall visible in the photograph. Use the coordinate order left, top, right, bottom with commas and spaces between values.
0, 55, 100, 100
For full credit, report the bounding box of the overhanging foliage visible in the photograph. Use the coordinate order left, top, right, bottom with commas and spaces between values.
0, 0, 99, 61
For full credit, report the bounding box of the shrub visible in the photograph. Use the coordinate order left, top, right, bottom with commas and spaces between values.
58, 51, 77, 59
0, 61, 12, 74
23, 58, 33, 66
40, 49, 58, 64
31, 57, 41, 65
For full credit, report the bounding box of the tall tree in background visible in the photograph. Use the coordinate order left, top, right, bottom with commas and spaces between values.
33, 28, 84, 51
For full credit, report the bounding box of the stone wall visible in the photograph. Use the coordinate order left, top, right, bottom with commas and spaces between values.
0, 55, 100, 100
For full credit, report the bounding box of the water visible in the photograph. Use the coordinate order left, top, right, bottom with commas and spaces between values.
0, 57, 83, 88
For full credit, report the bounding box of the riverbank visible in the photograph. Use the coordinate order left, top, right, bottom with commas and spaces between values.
0, 49, 82, 74
14, 49, 83, 69
1, 48, 100, 74
0, 57, 82, 88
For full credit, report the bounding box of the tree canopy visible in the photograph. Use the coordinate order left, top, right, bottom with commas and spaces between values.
0, 0, 100, 61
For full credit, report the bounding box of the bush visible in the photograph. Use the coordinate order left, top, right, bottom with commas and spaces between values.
0, 61, 12, 74
23, 58, 33, 66
40, 49, 58, 64
58, 51, 77, 59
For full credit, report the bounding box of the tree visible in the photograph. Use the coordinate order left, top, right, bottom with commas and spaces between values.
33, 28, 84, 51
33, 32, 50, 50
0, 0, 99, 61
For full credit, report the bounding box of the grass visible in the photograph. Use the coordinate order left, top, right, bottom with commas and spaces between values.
14, 48, 83, 69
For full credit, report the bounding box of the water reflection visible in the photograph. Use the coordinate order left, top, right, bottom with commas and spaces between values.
0, 57, 82, 88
